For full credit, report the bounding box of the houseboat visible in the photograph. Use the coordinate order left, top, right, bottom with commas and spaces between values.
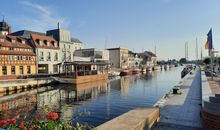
53, 61, 108, 84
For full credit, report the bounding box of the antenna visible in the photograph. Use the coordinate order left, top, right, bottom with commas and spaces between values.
154, 45, 157, 55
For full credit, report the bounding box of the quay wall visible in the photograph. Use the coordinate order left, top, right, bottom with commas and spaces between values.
0, 78, 54, 94
96, 108, 160, 130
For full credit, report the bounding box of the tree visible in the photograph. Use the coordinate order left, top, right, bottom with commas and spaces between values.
179, 58, 187, 63
203, 57, 211, 65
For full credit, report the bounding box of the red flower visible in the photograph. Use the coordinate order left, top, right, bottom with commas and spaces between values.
34, 115, 40, 121
7, 119, 16, 124
46, 112, 59, 120
20, 121, 25, 129
0, 120, 8, 126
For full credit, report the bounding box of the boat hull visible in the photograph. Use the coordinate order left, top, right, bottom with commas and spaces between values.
53, 74, 108, 84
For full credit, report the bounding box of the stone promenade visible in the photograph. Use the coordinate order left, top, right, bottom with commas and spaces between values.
152, 68, 203, 130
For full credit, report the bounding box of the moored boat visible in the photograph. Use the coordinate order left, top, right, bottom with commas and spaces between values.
120, 70, 131, 76
132, 68, 140, 74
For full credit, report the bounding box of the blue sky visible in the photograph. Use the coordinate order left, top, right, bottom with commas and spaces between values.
1, 0, 220, 60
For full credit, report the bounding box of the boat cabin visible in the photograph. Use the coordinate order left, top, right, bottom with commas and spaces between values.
56, 61, 108, 84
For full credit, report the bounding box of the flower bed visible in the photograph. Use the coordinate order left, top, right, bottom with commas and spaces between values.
0, 112, 90, 130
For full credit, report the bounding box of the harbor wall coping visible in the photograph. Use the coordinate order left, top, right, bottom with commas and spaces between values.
201, 71, 213, 107
96, 108, 159, 130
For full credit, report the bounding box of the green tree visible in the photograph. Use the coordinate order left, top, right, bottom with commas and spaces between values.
179, 58, 187, 63
203, 57, 211, 64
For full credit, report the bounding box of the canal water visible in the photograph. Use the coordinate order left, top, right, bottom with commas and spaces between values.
0, 66, 183, 127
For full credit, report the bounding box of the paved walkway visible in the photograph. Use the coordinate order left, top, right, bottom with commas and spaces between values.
152, 68, 203, 130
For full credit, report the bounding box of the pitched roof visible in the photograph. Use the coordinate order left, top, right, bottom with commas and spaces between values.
0, 34, 32, 49
11, 30, 46, 39
138, 51, 156, 57
71, 37, 83, 43
30, 34, 59, 49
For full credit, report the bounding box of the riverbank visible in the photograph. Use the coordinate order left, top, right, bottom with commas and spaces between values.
152, 67, 203, 130
0, 78, 55, 95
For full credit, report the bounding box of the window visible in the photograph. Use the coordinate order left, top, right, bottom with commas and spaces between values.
21, 48, 25, 52
47, 41, 50, 47
20, 66, 23, 75
27, 66, 31, 74
39, 40, 43, 46
11, 39, 15, 43
26, 56, 31, 60
47, 52, 51, 61
2, 66, 7, 75
69, 45, 70, 48
21, 40, 25, 44
40, 51, 44, 61
9, 47, 14, 51
8, 55, 14, 61
0, 46, 2, 50
11, 66, 15, 75
17, 55, 23, 60
54, 52, 58, 61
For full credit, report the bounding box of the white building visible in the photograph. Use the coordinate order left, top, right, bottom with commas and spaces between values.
30, 34, 60, 74
46, 26, 84, 63
74, 48, 109, 63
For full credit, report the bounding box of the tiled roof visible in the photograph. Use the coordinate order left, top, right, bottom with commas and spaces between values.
0, 34, 32, 49
30, 34, 59, 49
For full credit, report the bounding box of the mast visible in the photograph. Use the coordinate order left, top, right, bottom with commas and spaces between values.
196, 38, 198, 61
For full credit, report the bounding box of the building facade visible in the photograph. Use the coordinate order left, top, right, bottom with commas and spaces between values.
46, 27, 84, 63
74, 48, 109, 63
128, 51, 143, 68
30, 34, 59, 74
0, 33, 36, 80
138, 51, 157, 67
108, 47, 129, 69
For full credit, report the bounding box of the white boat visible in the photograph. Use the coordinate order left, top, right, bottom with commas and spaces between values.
153, 65, 161, 71
108, 71, 120, 77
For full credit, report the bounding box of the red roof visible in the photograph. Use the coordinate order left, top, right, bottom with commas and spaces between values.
0, 34, 32, 49
31, 34, 59, 49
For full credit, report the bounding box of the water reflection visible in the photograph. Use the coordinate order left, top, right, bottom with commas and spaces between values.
0, 67, 183, 126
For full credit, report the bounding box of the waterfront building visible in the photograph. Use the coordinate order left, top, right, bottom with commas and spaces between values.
74, 48, 109, 63
128, 50, 143, 68
138, 51, 157, 68
0, 20, 36, 80
46, 25, 84, 63
107, 47, 129, 69
29, 34, 59, 74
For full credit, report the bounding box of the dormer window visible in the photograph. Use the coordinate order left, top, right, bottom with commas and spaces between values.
21, 40, 25, 44
39, 40, 43, 46
54, 42, 57, 47
47, 41, 50, 47
11, 39, 15, 43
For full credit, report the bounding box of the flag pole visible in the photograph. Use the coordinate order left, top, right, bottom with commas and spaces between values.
211, 48, 214, 80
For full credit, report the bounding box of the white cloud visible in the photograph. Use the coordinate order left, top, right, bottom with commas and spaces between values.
17, 1, 70, 32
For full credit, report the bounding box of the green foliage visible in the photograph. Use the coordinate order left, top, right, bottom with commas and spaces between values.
179, 58, 187, 63
203, 57, 211, 64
